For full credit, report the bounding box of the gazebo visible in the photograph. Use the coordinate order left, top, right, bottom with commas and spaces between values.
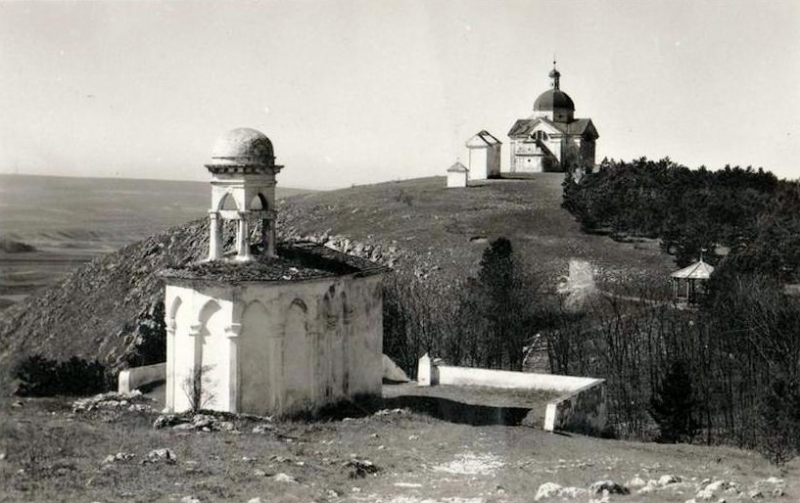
671, 259, 714, 304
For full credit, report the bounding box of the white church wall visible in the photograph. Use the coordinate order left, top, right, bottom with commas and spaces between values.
468, 148, 488, 181
166, 274, 383, 417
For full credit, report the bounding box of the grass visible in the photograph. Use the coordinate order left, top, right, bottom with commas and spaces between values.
279, 174, 675, 290
2, 395, 798, 503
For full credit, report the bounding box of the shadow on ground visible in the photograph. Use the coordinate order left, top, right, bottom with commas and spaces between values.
382, 395, 534, 427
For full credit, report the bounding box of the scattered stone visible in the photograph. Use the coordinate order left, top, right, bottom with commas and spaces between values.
394, 482, 423, 488
0, 453, 5, 461
326, 489, 341, 498
272, 473, 298, 484
535, 483, 564, 501
102, 452, 135, 464
534, 482, 587, 500
771, 487, 785, 498
747, 489, 763, 499
253, 469, 267, 477
247, 498, 262, 503
11, 401, 23, 408
659, 475, 682, 486
252, 424, 274, 434
346, 458, 380, 478
218, 421, 236, 432
181, 496, 201, 503
627, 475, 647, 488
764, 477, 784, 485
173, 423, 196, 431
590, 480, 629, 495
408, 435, 419, 440
153, 414, 184, 429
145, 448, 177, 464
696, 480, 730, 501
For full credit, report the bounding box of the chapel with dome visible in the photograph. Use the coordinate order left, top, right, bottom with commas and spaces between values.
507, 64, 599, 173
159, 128, 386, 416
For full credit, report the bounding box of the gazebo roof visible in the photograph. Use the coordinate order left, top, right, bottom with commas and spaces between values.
671, 259, 714, 280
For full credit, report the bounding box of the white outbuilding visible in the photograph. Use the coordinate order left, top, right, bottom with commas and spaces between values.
446, 161, 469, 188
465, 130, 502, 180
161, 128, 386, 417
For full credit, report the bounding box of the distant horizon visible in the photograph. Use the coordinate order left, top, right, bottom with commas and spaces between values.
2, 155, 798, 189
2, 1, 798, 188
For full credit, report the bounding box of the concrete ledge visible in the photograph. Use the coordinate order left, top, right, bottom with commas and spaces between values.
417, 354, 606, 435
118, 363, 166, 394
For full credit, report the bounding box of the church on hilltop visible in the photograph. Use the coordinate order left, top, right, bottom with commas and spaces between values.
507, 64, 599, 173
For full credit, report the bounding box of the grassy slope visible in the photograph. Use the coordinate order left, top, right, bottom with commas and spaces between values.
280, 174, 674, 286
2, 396, 797, 503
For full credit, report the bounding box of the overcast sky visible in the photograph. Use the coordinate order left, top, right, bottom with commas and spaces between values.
1, 0, 798, 189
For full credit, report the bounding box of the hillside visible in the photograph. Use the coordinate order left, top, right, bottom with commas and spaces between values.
0, 174, 675, 389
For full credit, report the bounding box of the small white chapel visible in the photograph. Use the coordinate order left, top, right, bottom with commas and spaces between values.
160, 128, 386, 416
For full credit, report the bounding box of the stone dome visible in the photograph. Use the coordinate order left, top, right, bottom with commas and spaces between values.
533, 89, 575, 112
210, 128, 275, 167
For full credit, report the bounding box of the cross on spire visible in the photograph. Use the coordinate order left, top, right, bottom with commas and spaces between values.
549, 57, 561, 90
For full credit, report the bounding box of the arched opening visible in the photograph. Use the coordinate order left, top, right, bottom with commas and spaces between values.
218, 193, 238, 211
249, 193, 268, 210
239, 300, 273, 415
194, 300, 225, 410
283, 298, 309, 412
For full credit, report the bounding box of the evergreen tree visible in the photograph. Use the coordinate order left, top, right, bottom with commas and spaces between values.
650, 359, 699, 443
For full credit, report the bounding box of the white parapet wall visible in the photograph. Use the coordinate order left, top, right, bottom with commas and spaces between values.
417, 354, 606, 435
118, 363, 166, 394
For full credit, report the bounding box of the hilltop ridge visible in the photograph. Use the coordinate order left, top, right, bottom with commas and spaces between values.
0, 174, 674, 388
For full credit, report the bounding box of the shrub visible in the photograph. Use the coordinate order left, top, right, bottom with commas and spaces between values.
649, 359, 699, 443
756, 376, 800, 464
13, 354, 111, 397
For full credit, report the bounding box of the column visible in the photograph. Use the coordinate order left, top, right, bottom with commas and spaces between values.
267, 219, 277, 258
225, 323, 242, 413
208, 211, 222, 261
165, 319, 176, 410
236, 212, 251, 261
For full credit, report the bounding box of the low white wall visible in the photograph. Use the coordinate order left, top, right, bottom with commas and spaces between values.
417, 355, 606, 435
118, 363, 166, 394
436, 365, 598, 393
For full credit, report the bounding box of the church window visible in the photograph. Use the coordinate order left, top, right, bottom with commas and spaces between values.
532, 131, 549, 141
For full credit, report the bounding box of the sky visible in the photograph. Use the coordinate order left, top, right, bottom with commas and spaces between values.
1, 0, 798, 190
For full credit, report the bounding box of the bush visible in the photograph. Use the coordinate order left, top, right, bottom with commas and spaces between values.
756, 376, 800, 464
13, 354, 111, 397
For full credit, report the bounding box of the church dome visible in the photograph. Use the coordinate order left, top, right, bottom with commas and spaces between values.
533, 89, 575, 112
210, 128, 275, 167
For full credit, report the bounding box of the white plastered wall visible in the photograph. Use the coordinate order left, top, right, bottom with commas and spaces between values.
165, 274, 383, 416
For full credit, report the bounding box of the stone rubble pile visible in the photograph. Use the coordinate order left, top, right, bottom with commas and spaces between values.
535, 476, 787, 501
72, 390, 156, 414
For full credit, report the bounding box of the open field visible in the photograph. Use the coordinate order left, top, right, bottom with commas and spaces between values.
2, 393, 797, 503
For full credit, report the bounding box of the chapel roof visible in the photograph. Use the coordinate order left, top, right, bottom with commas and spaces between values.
508, 117, 598, 139
160, 241, 387, 283
466, 130, 502, 148
447, 161, 468, 173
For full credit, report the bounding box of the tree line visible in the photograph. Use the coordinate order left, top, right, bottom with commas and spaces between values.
562, 157, 800, 282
